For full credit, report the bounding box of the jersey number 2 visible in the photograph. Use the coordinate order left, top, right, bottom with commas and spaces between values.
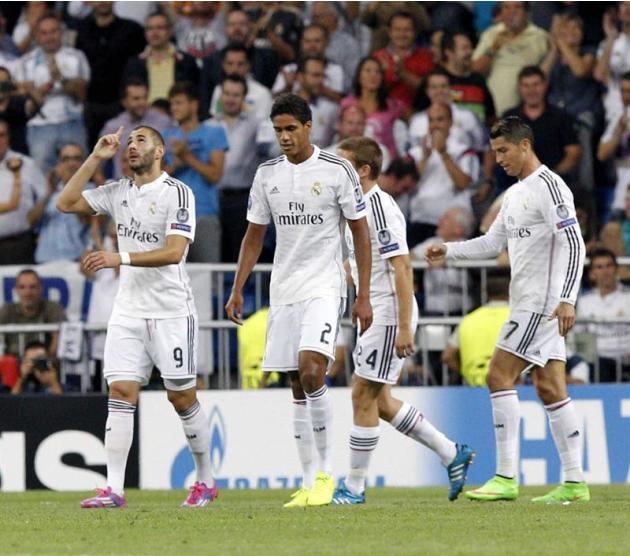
320, 323, 332, 345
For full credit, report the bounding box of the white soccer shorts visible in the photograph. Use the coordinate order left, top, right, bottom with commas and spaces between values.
496, 309, 566, 368
103, 313, 198, 390
262, 296, 346, 372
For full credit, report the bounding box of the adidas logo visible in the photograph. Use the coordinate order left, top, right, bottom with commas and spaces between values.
313, 426, 326, 432
495, 424, 505, 429
121, 200, 128, 207
186, 434, 197, 440
270, 186, 280, 194
106, 427, 112, 432
568, 430, 580, 438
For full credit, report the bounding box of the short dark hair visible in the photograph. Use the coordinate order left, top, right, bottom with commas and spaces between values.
123, 78, 148, 96
490, 116, 534, 146
589, 247, 617, 268
221, 42, 250, 62
384, 157, 419, 181
303, 22, 329, 40
270, 93, 312, 124
518, 65, 546, 82
387, 11, 416, 30
16, 269, 41, 285
223, 73, 248, 96
168, 81, 199, 102
146, 12, 172, 28
24, 340, 47, 353
440, 31, 470, 55
131, 125, 165, 147
338, 136, 383, 180
297, 55, 326, 74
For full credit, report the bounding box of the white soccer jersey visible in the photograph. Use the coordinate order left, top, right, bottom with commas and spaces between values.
445, 165, 585, 315
345, 185, 418, 325
247, 146, 367, 306
82, 172, 197, 319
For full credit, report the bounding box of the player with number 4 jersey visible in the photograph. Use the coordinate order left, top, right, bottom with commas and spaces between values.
57, 125, 218, 509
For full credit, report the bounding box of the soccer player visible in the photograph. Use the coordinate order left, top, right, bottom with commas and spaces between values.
331, 137, 474, 504
425, 116, 590, 503
57, 126, 217, 508
225, 94, 373, 507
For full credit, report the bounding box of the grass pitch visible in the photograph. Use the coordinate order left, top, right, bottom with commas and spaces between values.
1, 486, 629, 555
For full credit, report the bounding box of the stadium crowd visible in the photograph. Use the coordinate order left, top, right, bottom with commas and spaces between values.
1, 0, 630, 391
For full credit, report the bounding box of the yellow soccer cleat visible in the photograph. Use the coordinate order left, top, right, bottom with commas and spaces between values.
283, 486, 309, 508
306, 472, 335, 506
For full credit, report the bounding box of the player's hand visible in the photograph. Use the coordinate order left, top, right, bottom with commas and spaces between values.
395, 326, 415, 359
424, 243, 447, 266
81, 250, 122, 273
352, 295, 373, 336
225, 290, 244, 325
93, 127, 123, 161
549, 302, 575, 337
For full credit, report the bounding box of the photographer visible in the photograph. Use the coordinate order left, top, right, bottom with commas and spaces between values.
11, 340, 64, 395
0, 66, 40, 154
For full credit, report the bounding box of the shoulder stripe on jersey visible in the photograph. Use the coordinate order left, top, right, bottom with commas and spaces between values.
259, 155, 285, 168
372, 192, 388, 230
369, 197, 384, 230
165, 178, 188, 209
540, 171, 564, 205
318, 151, 362, 194
561, 226, 580, 299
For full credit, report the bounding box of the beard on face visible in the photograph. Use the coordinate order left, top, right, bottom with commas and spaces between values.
129, 149, 155, 175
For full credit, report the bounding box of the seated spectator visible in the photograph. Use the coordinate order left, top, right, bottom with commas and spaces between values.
32, 144, 93, 263
10, 340, 64, 394
472, 1, 548, 115
594, 2, 630, 117
576, 248, 630, 382
341, 56, 405, 158
272, 23, 344, 101
442, 272, 510, 386
372, 11, 433, 111
311, 1, 361, 93
206, 74, 271, 262
99, 79, 171, 178
0, 65, 40, 154
163, 82, 228, 262
15, 13, 90, 172
75, 0, 146, 147
379, 156, 419, 221
209, 43, 272, 122
408, 103, 479, 246
122, 12, 199, 104
504, 66, 581, 185
168, 1, 226, 63
0, 119, 46, 264
597, 71, 630, 214
325, 105, 391, 174
541, 13, 602, 190
411, 206, 476, 315
0, 269, 66, 357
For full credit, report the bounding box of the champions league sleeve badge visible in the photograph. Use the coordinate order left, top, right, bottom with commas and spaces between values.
378, 229, 391, 245
556, 204, 570, 219
176, 208, 189, 223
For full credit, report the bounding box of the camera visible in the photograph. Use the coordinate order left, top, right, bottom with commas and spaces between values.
32, 357, 51, 372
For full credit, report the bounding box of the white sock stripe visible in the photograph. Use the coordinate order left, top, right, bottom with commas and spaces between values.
349, 437, 379, 446
396, 407, 420, 434
544, 397, 572, 411
178, 400, 201, 420
292, 398, 307, 405
490, 389, 518, 399
306, 385, 328, 400
108, 400, 136, 413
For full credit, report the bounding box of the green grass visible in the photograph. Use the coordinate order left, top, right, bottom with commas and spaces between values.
1, 486, 629, 555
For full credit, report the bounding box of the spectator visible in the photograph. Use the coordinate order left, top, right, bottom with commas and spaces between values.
504, 66, 581, 184
0, 9, 19, 69
209, 43, 273, 122
272, 23, 344, 101
169, 1, 226, 64
99, 79, 172, 178
440, 31, 497, 127
310, 1, 361, 93
122, 12, 199, 103
408, 103, 479, 246
340, 56, 405, 159
0, 65, 40, 154
360, 2, 431, 53
576, 248, 630, 382
412, 206, 476, 315
441, 272, 510, 386
597, 71, 630, 214
31, 143, 92, 264
379, 156, 419, 220
0, 269, 66, 357
10, 340, 63, 394
600, 186, 630, 267
15, 13, 90, 172
12, 2, 50, 55
295, 56, 338, 147
594, 2, 630, 117
325, 105, 391, 175
430, 29, 444, 66
206, 74, 271, 262
373, 11, 434, 110
75, 0, 146, 147
163, 82, 228, 262
0, 120, 46, 264
472, 1, 548, 115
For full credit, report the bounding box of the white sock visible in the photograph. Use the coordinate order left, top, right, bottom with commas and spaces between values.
105, 399, 135, 495
346, 425, 379, 495
292, 398, 315, 488
545, 397, 584, 483
490, 390, 520, 479
178, 400, 214, 487
306, 384, 333, 475
391, 403, 456, 466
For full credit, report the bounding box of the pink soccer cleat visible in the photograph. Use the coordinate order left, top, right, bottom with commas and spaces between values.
80, 487, 127, 509
180, 481, 219, 507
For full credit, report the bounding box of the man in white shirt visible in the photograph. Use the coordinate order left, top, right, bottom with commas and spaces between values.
576, 248, 630, 382
15, 13, 90, 172
331, 136, 474, 505
57, 125, 217, 509
426, 116, 589, 504
225, 94, 373, 508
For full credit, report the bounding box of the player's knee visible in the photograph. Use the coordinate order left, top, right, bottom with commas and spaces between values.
298, 357, 326, 393
167, 388, 196, 412
534, 378, 563, 405
109, 382, 137, 403
351, 384, 374, 413
485, 365, 503, 392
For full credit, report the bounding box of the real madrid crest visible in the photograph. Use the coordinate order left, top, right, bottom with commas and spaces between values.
311, 182, 322, 196
148, 202, 157, 215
